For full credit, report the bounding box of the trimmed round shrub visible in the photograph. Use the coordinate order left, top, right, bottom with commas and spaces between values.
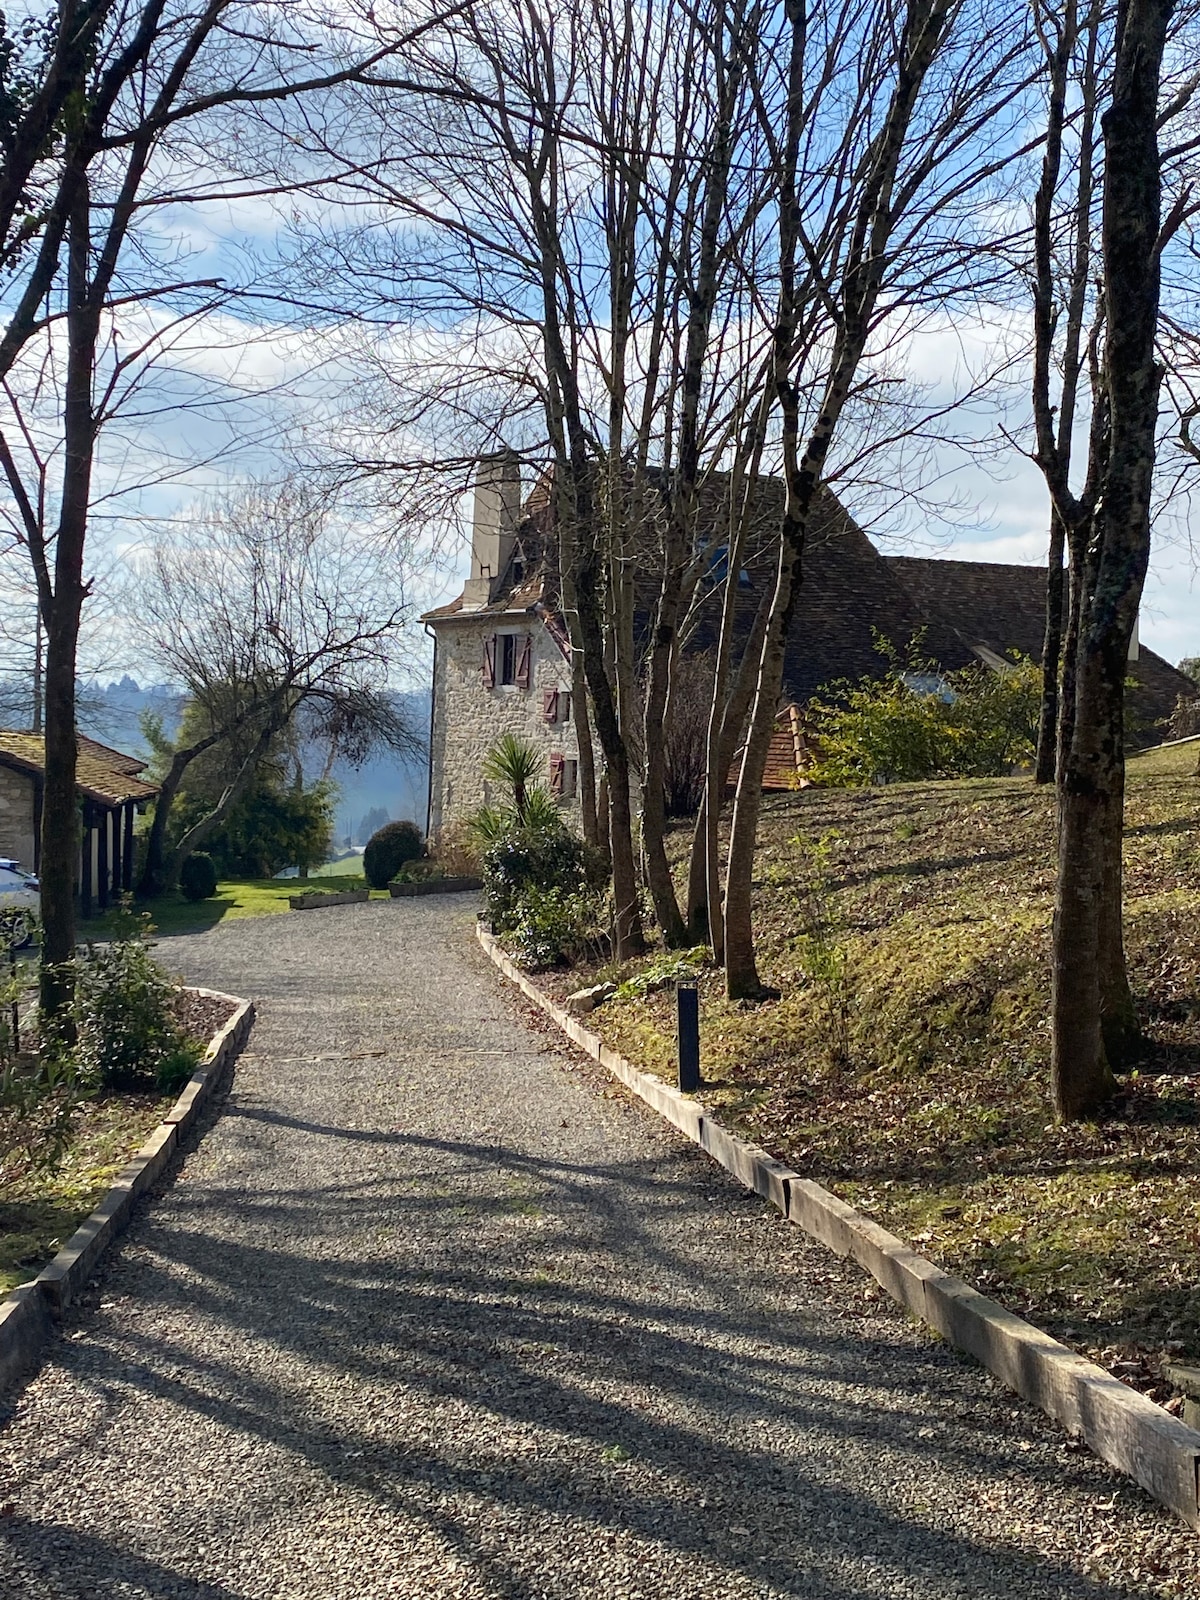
363, 819, 424, 888
179, 851, 218, 902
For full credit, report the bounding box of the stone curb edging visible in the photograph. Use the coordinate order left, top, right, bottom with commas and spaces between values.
389, 877, 483, 898
477, 923, 1200, 1529
289, 888, 369, 910
0, 986, 255, 1393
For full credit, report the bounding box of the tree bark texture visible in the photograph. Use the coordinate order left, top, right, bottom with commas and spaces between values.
1035, 512, 1066, 784
39, 181, 97, 1023
1051, 0, 1171, 1118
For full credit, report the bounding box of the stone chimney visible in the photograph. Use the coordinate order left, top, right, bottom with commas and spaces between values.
463, 451, 521, 608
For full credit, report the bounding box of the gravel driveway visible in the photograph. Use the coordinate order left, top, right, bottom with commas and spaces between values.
2, 896, 1199, 1599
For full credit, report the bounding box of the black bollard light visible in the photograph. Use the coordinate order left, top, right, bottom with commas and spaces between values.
677, 979, 700, 1092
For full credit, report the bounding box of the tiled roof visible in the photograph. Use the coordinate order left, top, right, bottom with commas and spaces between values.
77, 734, 148, 775
0, 731, 159, 806
425, 464, 1194, 748
888, 557, 1195, 739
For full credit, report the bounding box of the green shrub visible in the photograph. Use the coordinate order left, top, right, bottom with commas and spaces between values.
393, 860, 444, 884
482, 824, 597, 929
179, 851, 218, 901
363, 819, 424, 888
72, 921, 201, 1093
808, 637, 1041, 786
509, 886, 602, 969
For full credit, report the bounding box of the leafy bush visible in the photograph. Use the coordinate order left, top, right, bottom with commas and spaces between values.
174, 773, 334, 879
393, 859, 444, 884
808, 637, 1041, 786
179, 851, 218, 901
616, 947, 709, 999
0, 1049, 89, 1180
363, 819, 424, 888
508, 885, 603, 969
482, 823, 595, 928
72, 920, 201, 1093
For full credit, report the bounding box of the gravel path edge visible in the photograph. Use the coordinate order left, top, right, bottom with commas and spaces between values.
476, 922, 1200, 1531
0, 987, 255, 1392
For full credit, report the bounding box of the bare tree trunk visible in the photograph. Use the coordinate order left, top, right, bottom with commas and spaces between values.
39, 179, 96, 1024
1031, 0, 1100, 786
689, 567, 771, 948
723, 0, 954, 997
572, 649, 599, 847
1035, 510, 1066, 783
1051, 0, 1170, 1118
137, 724, 232, 895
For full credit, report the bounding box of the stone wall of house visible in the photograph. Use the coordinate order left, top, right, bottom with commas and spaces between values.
430, 616, 581, 837
0, 764, 36, 868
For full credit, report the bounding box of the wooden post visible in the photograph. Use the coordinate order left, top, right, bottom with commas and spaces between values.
97, 807, 110, 911
123, 803, 135, 891
110, 805, 122, 904
80, 804, 93, 921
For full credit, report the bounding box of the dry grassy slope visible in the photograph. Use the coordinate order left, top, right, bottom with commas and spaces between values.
586, 737, 1200, 1387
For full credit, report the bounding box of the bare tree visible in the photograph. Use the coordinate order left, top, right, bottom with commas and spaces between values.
0, 2, 433, 1017
720, 0, 1034, 997
1045, 0, 1200, 1117
130, 482, 418, 892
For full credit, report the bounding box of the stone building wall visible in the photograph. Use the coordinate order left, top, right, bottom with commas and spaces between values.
429, 616, 581, 836
0, 763, 36, 868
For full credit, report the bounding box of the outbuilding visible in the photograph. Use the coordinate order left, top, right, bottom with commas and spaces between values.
0, 732, 159, 916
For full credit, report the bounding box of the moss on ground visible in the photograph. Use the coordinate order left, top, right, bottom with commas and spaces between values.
549, 740, 1200, 1386
0, 1094, 168, 1292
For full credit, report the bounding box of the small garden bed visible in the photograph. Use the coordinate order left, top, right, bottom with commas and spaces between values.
0, 946, 236, 1293
525, 740, 1200, 1407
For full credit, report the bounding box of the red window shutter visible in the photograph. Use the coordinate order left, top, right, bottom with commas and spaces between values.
516, 633, 533, 689
549, 752, 565, 796
543, 687, 559, 724
482, 634, 496, 689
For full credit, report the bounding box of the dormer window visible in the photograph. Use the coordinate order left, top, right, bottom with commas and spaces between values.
709, 545, 752, 587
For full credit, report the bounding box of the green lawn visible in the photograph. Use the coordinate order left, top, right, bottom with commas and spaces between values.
87, 874, 386, 938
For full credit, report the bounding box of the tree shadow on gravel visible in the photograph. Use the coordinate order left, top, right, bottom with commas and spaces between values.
0, 1511, 244, 1600
5, 1138, 1187, 1600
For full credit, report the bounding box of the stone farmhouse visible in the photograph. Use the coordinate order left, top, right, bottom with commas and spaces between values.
421, 456, 1194, 834
0, 731, 159, 916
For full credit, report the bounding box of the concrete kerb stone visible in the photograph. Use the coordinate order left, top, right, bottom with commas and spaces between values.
0, 1285, 52, 1391
0, 988, 254, 1386
475, 921, 1200, 1529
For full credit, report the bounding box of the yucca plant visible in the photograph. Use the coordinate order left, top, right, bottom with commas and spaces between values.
467, 803, 515, 847
481, 733, 542, 824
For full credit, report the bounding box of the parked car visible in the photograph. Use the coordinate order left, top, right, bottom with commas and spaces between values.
0, 859, 39, 948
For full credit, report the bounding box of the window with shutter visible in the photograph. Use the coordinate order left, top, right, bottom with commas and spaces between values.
498, 633, 517, 683
515, 633, 533, 689
543, 687, 559, 724
559, 690, 571, 723
562, 759, 578, 799
549, 752, 565, 796
482, 634, 497, 689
